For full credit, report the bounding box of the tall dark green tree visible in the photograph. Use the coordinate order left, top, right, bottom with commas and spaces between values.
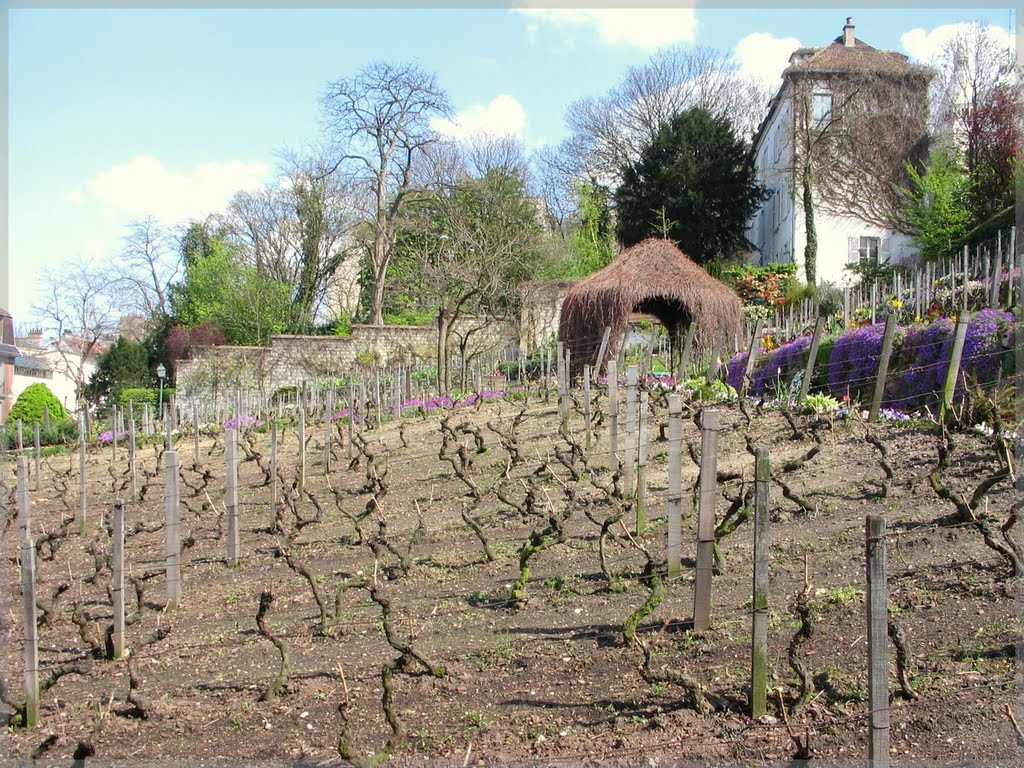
614, 107, 767, 264
84, 336, 151, 404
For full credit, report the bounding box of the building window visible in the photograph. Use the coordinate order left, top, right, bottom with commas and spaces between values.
858, 236, 880, 266
812, 92, 832, 127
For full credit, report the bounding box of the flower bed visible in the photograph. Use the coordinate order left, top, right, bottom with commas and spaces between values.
728, 309, 1016, 410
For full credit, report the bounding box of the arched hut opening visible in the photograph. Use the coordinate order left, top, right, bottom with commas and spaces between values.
558, 238, 743, 379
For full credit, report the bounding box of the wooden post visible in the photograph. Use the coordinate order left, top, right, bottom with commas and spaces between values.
583, 365, 592, 452
111, 499, 126, 659
594, 326, 612, 380
359, 379, 367, 431
78, 412, 88, 534
798, 316, 826, 402
992, 232, 1003, 307
963, 244, 969, 311
557, 342, 568, 420
225, 428, 239, 565
607, 360, 619, 470
193, 401, 200, 465
678, 323, 697, 380
270, 419, 279, 531
164, 450, 181, 609
374, 370, 382, 429
17, 454, 36, 722
623, 365, 637, 499
128, 408, 137, 501
694, 409, 720, 631
868, 313, 899, 423
347, 383, 355, 460
636, 391, 649, 534
324, 387, 333, 475
16, 418, 23, 451
33, 422, 41, 491
110, 409, 118, 463
667, 395, 683, 579
297, 404, 306, 498
706, 330, 723, 383
940, 312, 971, 421
866, 514, 890, 768
751, 447, 770, 718
739, 318, 764, 397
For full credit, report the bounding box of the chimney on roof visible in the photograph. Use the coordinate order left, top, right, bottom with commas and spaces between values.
843, 17, 856, 47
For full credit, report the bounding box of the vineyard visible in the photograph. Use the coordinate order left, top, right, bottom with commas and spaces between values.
1, 382, 1021, 765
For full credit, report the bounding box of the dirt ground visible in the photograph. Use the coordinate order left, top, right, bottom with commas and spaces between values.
1, 388, 1021, 767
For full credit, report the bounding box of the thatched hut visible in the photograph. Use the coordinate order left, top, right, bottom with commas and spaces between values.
558, 238, 743, 378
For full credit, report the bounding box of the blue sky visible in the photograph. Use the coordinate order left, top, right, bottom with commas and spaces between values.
4, 4, 1017, 327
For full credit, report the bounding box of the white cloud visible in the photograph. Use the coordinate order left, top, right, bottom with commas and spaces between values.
432, 94, 528, 140
900, 22, 1014, 63
733, 32, 801, 90
514, 7, 697, 50
70, 155, 270, 223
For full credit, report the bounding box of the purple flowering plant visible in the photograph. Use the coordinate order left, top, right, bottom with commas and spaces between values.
97, 429, 129, 444
223, 414, 263, 430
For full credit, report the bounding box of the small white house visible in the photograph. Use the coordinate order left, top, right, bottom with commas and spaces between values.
11, 330, 104, 414
747, 18, 933, 285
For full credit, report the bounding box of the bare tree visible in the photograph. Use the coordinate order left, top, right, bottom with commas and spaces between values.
34, 264, 121, 406
927, 23, 1020, 220
564, 45, 771, 187
223, 150, 358, 331
398, 143, 543, 391
115, 216, 180, 322
320, 60, 452, 325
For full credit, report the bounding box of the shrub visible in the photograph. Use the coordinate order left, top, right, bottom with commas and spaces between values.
722, 262, 797, 309
9, 383, 69, 425
118, 388, 158, 410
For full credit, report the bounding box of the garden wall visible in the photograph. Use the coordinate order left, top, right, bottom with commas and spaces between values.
174, 317, 517, 411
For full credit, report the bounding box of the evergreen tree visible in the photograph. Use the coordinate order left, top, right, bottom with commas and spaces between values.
615, 107, 767, 264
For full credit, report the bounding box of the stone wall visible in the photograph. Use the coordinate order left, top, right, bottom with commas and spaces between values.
518, 279, 578, 354
175, 317, 518, 411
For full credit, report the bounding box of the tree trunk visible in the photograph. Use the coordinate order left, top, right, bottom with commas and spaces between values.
802, 163, 817, 286
437, 310, 452, 395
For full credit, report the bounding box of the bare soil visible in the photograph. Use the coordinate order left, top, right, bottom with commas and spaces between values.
1, 391, 1021, 766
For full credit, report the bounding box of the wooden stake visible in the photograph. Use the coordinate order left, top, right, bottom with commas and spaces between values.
164, 450, 181, 609
226, 428, 240, 565
739, 318, 764, 397
623, 365, 637, 499
636, 390, 649, 534
866, 514, 890, 768
78, 412, 88, 534
798, 316, 826, 402
940, 312, 971, 421
667, 395, 683, 579
868, 313, 899, 423
751, 447, 770, 718
694, 409, 720, 631
15, 460, 36, 723
111, 499, 126, 659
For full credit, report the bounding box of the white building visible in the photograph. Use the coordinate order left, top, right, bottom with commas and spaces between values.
747, 18, 934, 285
11, 330, 104, 414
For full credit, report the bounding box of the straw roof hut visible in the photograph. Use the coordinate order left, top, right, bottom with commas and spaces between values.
558, 238, 743, 378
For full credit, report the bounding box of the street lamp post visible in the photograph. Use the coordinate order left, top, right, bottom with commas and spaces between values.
156, 363, 166, 424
